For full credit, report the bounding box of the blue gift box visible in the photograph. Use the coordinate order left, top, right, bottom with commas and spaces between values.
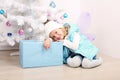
19, 40, 63, 68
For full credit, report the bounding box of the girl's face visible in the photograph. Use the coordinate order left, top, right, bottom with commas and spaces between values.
49, 28, 65, 41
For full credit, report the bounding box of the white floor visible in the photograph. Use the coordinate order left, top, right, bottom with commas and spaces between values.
0, 50, 120, 80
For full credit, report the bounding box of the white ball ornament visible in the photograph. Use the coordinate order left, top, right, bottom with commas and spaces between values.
39, 15, 47, 23
27, 27, 33, 33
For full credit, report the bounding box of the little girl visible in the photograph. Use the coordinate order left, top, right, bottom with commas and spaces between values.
43, 21, 102, 68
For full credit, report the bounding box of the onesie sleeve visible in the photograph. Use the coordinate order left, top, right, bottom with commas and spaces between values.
63, 32, 80, 50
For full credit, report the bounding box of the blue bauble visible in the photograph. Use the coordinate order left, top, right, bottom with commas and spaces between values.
63, 13, 68, 18
7, 33, 12, 37
0, 9, 5, 14
49, 1, 56, 8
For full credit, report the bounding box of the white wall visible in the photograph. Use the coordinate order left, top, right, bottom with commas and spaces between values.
80, 0, 120, 58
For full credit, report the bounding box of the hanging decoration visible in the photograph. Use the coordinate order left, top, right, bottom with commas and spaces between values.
49, 1, 56, 8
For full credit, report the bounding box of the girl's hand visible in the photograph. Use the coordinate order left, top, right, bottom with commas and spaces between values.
43, 38, 51, 49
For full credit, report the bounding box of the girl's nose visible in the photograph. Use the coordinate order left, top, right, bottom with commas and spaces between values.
55, 34, 60, 38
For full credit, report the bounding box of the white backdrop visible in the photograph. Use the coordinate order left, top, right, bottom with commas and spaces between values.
80, 0, 120, 58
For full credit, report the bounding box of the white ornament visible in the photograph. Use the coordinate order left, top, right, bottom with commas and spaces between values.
27, 27, 33, 33
16, 16, 24, 26
6, 38, 15, 46
47, 7, 57, 20
39, 14, 47, 23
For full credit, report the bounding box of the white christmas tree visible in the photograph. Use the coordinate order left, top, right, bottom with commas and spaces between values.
0, 0, 69, 47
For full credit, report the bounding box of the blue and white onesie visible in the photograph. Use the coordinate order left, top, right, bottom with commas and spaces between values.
63, 23, 99, 63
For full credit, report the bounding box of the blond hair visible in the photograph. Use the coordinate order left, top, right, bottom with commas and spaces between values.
59, 24, 70, 39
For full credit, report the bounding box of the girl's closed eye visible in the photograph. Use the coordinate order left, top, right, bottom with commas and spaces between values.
51, 35, 56, 41
52, 36, 55, 39
55, 31, 57, 34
